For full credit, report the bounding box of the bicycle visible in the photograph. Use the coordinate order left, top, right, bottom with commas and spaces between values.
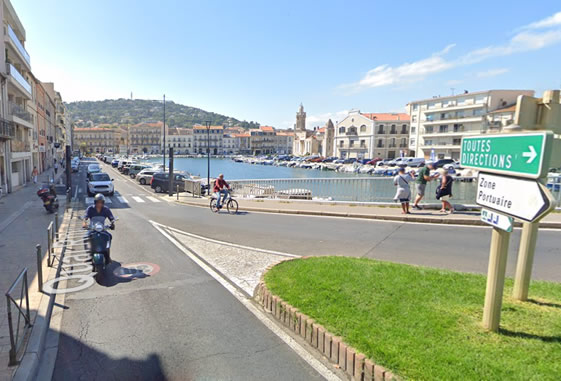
210, 190, 238, 214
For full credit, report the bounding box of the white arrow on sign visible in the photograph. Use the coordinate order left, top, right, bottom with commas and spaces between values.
522, 145, 537, 164
476, 173, 554, 222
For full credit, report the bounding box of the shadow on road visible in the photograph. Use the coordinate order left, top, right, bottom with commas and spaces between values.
99, 261, 151, 288
53, 331, 167, 381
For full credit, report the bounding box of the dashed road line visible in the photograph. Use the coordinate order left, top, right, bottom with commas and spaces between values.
145, 196, 160, 203
132, 196, 145, 203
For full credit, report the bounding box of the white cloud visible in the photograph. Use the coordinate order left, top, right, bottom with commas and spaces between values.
476, 68, 509, 78
306, 110, 348, 128
344, 11, 561, 92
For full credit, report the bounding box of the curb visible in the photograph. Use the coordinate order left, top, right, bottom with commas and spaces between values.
174, 199, 561, 229
12, 208, 73, 381
255, 260, 399, 381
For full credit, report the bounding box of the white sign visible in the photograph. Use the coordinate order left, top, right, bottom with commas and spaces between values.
481, 209, 513, 232
477, 173, 553, 222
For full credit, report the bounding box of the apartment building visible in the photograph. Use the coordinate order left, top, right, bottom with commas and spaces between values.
73, 127, 124, 154
129, 121, 166, 154
235, 132, 251, 154
223, 134, 239, 155
166, 127, 193, 154
334, 111, 410, 159
193, 125, 224, 154
275, 131, 294, 155
407, 89, 534, 160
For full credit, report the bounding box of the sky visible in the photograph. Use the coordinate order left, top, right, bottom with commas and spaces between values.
14, 1, 561, 129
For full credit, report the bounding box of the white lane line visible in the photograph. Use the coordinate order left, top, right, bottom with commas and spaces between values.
145, 196, 161, 203
85, 197, 112, 204
117, 196, 128, 204
132, 196, 145, 203
150, 221, 340, 381
164, 225, 298, 258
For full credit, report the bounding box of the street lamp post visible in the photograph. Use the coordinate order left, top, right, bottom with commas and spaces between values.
162, 94, 166, 172
205, 121, 211, 192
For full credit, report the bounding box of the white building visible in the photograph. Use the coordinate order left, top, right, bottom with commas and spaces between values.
193, 125, 224, 155
166, 127, 193, 154
223, 134, 239, 155
407, 90, 534, 160
334, 111, 410, 159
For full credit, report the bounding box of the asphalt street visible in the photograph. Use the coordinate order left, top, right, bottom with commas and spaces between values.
50, 158, 561, 380
51, 160, 328, 381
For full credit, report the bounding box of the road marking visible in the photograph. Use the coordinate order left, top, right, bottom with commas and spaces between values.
145, 196, 160, 203
150, 221, 340, 381
85, 197, 112, 204
132, 196, 145, 203
117, 196, 128, 204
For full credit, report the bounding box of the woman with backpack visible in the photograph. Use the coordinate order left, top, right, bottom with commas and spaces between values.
436, 168, 454, 213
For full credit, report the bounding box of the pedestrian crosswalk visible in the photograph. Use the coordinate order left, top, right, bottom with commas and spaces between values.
85, 194, 163, 205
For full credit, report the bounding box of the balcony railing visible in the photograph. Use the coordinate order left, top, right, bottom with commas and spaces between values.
8, 102, 32, 123
0, 119, 16, 139
7, 25, 30, 66
7, 64, 32, 96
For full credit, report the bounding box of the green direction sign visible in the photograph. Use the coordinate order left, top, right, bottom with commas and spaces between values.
460, 132, 553, 179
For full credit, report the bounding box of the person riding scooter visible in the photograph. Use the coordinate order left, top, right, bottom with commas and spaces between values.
83, 193, 115, 263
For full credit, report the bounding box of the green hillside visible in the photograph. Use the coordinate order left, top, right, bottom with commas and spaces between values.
65, 99, 260, 129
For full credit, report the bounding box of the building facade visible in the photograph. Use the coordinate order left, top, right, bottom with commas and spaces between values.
165, 127, 193, 154
407, 89, 534, 160
129, 121, 166, 154
334, 111, 410, 159
73, 127, 123, 154
193, 125, 224, 154
292, 104, 321, 156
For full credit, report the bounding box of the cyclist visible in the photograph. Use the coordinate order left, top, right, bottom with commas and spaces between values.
213, 174, 230, 210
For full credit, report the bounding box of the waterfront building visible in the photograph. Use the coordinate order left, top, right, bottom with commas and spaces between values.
73, 127, 123, 154
193, 125, 224, 155
334, 111, 410, 160
129, 121, 167, 154
274, 130, 294, 155
293, 104, 321, 156
234, 132, 251, 155
321, 119, 335, 157
166, 127, 193, 154
223, 134, 239, 155
407, 89, 534, 159
250, 126, 277, 155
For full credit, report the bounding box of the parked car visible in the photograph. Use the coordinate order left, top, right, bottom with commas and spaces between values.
121, 162, 136, 175
71, 161, 79, 172
111, 158, 119, 167
405, 157, 426, 168
128, 164, 151, 178
136, 169, 159, 185
87, 163, 101, 175
343, 158, 356, 164
432, 158, 456, 169
86, 172, 114, 196
150, 172, 187, 193
366, 158, 383, 166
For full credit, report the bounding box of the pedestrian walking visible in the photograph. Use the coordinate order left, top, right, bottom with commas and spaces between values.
32, 166, 39, 184
413, 162, 437, 209
54, 161, 59, 175
393, 167, 415, 214
436, 169, 454, 213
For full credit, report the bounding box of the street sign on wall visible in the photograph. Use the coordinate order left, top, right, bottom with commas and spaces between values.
460, 132, 553, 179
476, 173, 554, 222
481, 209, 513, 232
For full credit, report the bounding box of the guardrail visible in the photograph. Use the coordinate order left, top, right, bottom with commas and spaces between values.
5, 268, 32, 365
184, 179, 202, 197
229, 175, 561, 209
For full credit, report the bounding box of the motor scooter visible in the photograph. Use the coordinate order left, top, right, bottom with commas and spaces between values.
37, 184, 59, 213
83, 216, 115, 283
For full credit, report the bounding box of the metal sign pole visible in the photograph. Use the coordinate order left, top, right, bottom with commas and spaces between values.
482, 227, 510, 332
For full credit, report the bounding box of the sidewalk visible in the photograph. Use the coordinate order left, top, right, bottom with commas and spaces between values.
173, 193, 561, 229
0, 168, 66, 380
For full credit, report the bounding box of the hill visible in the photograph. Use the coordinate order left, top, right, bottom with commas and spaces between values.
65, 99, 260, 129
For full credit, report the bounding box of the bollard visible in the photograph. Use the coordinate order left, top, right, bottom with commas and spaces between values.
177, 185, 179, 200
47, 223, 52, 267
55, 212, 59, 241
36, 245, 43, 292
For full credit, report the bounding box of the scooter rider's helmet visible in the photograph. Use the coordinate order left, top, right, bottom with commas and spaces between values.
94, 193, 105, 205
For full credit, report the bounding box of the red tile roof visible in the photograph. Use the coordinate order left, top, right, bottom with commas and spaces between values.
361, 113, 409, 121
74, 127, 119, 132
193, 125, 224, 130
260, 126, 275, 132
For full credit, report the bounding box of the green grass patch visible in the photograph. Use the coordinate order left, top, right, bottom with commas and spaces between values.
265, 257, 561, 380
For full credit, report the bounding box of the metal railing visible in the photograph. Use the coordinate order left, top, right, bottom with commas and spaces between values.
7, 24, 31, 65
229, 175, 561, 208
7, 63, 32, 96
5, 268, 32, 365
8, 101, 33, 123
0, 118, 16, 139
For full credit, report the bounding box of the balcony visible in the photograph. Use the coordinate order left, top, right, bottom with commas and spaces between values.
8, 102, 33, 128
6, 24, 31, 69
0, 119, 15, 139
423, 114, 482, 125
7, 63, 32, 99
10, 140, 31, 152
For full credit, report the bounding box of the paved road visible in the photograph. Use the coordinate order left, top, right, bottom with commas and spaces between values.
51, 160, 328, 380
50, 159, 561, 380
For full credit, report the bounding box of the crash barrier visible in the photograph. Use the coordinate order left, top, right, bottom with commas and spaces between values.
5, 268, 32, 366
184, 179, 202, 197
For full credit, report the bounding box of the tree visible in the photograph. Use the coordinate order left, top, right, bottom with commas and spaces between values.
79, 142, 87, 154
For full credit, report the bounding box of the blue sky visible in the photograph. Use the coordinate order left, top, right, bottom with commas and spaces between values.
15, 1, 561, 129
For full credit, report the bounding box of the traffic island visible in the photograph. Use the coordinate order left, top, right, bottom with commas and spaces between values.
256, 257, 561, 380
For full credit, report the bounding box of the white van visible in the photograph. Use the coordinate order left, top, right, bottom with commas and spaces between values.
405, 157, 426, 167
